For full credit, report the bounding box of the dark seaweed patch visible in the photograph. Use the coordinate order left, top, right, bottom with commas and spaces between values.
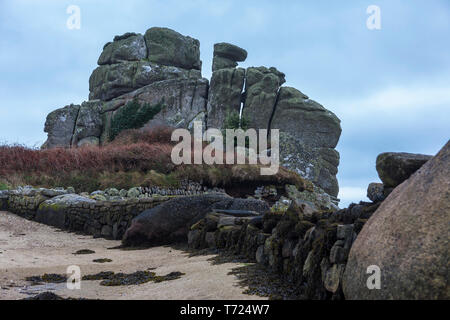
93, 258, 112, 263
25, 273, 67, 285
81, 270, 185, 286
73, 249, 96, 255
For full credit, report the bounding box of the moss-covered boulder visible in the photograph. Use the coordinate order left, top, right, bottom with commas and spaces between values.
89, 60, 201, 101
376, 152, 432, 188
122, 194, 269, 247
212, 42, 247, 72
344, 141, 450, 300
272, 87, 341, 148
144, 27, 201, 71
98, 33, 147, 65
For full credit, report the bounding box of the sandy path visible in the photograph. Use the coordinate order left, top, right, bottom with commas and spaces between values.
0, 211, 264, 300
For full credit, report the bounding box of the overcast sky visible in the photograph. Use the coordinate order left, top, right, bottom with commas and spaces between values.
0, 0, 449, 205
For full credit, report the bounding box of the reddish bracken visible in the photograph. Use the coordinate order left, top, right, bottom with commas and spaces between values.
109, 126, 176, 146
0, 142, 174, 176
0, 126, 178, 176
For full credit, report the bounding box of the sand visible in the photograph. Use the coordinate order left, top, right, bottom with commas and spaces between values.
0, 211, 265, 300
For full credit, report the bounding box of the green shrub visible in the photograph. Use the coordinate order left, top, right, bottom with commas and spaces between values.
222, 110, 250, 148
0, 181, 9, 190
110, 99, 163, 140
223, 109, 249, 131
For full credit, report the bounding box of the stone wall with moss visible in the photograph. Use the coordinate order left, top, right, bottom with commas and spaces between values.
188, 201, 380, 300
3, 189, 170, 240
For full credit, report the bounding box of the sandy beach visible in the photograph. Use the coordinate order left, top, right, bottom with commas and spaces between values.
0, 211, 265, 300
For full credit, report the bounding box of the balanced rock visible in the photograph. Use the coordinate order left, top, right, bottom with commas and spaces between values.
271, 87, 341, 149
214, 42, 247, 61
343, 141, 450, 300
376, 152, 432, 188
212, 42, 247, 72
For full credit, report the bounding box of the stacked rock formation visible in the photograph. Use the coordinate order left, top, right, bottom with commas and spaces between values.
206, 43, 247, 129
42, 26, 342, 198
44, 27, 209, 149
206, 42, 341, 196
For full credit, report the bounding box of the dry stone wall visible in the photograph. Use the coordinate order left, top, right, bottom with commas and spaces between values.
188, 200, 380, 300
2, 188, 169, 240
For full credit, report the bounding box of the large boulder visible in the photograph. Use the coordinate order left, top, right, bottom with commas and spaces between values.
212, 42, 247, 72
214, 42, 247, 61
36, 194, 95, 229
42, 104, 80, 149
206, 68, 245, 129
122, 194, 269, 246
212, 198, 270, 214
269, 87, 342, 196
376, 152, 432, 188
343, 141, 450, 300
271, 87, 341, 149
144, 27, 201, 71
98, 33, 147, 65
89, 61, 202, 101
242, 66, 285, 130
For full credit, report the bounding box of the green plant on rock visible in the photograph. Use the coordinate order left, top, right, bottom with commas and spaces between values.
222, 109, 250, 149
223, 109, 249, 131
0, 181, 9, 190
110, 99, 163, 140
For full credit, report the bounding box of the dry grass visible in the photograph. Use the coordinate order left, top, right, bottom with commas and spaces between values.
0, 126, 310, 193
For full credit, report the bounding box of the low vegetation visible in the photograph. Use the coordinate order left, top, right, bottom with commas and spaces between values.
109, 99, 163, 140
0, 126, 310, 193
